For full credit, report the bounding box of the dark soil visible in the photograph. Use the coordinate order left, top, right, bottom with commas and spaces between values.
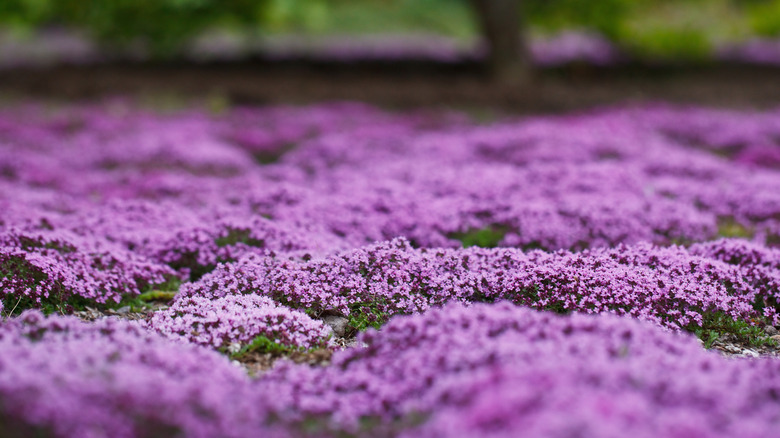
1, 58, 779, 113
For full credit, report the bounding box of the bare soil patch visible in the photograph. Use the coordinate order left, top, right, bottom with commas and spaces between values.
1, 59, 779, 113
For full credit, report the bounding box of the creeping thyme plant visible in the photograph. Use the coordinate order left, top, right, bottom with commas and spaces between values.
1, 100, 780, 436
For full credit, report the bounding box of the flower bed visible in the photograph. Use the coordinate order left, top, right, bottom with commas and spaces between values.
1, 100, 780, 436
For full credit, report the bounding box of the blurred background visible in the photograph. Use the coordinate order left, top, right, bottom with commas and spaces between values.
1, 0, 780, 110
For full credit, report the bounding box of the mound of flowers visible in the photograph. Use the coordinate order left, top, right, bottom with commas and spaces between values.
0, 228, 175, 311
4, 304, 780, 437
0, 311, 276, 438
180, 237, 779, 333
148, 294, 331, 350
257, 302, 780, 437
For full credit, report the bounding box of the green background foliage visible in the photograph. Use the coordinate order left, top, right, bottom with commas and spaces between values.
747, 0, 780, 36
1, 0, 779, 61
1, 0, 270, 55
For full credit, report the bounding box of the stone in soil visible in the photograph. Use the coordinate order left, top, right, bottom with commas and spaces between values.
322, 314, 350, 338
73, 304, 169, 322
711, 333, 780, 358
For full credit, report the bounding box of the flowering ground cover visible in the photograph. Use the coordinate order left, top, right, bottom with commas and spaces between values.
1, 99, 780, 436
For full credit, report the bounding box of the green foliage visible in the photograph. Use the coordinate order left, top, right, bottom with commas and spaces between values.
115, 277, 181, 309
0, 0, 52, 31
752, 293, 780, 322
696, 328, 721, 349
215, 228, 265, 248
348, 298, 390, 332
228, 333, 330, 359
137, 290, 177, 302
449, 225, 507, 248
717, 218, 754, 239
261, 0, 332, 33
150, 276, 182, 293
230, 334, 293, 357
691, 311, 776, 348
524, 0, 635, 39
0, 0, 772, 62
1, 293, 91, 317
257, 0, 476, 37
622, 26, 712, 60
0, 0, 269, 56
747, 0, 780, 36
322, 0, 476, 37
614, 0, 751, 60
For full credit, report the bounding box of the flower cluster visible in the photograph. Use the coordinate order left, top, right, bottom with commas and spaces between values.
2, 101, 780, 263
147, 294, 331, 349
4, 303, 780, 437
0, 228, 174, 308
182, 236, 778, 332
257, 302, 780, 437
1, 98, 780, 438
0, 100, 779, 326
636, 105, 780, 168
0, 311, 277, 438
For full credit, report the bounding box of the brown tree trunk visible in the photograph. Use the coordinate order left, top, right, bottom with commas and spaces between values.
469, 0, 530, 86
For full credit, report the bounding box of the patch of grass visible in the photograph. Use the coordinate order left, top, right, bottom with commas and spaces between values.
229, 335, 294, 357
228, 333, 332, 360
617, 0, 752, 59
694, 328, 721, 349
136, 277, 181, 304
449, 225, 508, 248
105, 276, 183, 312
152, 276, 183, 293
263, 0, 477, 38
137, 290, 177, 302
215, 228, 265, 248
206, 93, 230, 115
692, 311, 776, 349
717, 218, 754, 239
747, 0, 780, 37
